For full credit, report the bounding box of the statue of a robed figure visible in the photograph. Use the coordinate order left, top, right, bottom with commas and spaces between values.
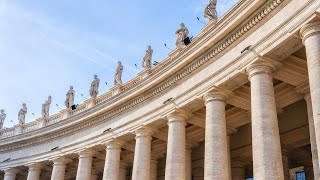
18, 103, 27, 124
90, 75, 100, 98
114, 61, 123, 86
42, 96, 52, 118
175, 23, 189, 48
65, 86, 75, 108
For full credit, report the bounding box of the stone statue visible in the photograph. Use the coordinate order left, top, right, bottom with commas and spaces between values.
18, 103, 27, 124
42, 96, 52, 118
142, 46, 153, 69
65, 86, 75, 108
0, 109, 6, 129
114, 61, 123, 86
175, 23, 189, 48
204, 0, 218, 21
90, 75, 100, 98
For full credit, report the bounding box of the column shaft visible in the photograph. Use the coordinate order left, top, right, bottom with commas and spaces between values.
102, 140, 122, 180
3, 168, 17, 180
165, 111, 187, 180
76, 150, 95, 180
305, 94, 320, 179
51, 157, 71, 180
150, 160, 158, 180
301, 21, 320, 173
132, 127, 153, 180
231, 160, 245, 180
282, 150, 290, 180
204, 92, 228, 180
185, 147, 192, 180
247, 61, 284, 180
27, 163, 42, 180
227, 135, 232, 180
119, 165, 128, 180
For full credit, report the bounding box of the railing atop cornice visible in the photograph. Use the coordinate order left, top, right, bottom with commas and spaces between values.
71, 104, 87, 116
46, 114, 62, 126
23, 121, 40, 133
0, 127, 15, 138
122, 77, 143, 91
95, 91, 113, 105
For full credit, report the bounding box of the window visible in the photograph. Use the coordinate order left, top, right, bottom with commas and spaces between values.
296, 171, 306, 180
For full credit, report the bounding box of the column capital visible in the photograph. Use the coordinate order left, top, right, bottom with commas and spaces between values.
167, 109, 188, 125
300, 21, 320, 45
203, 89, 230, 104
78, 149, 96, 158
104, 139, 125, 149
135, 126, 154, 139
52, 157, 72, 165
27, 162, 42, 171
246, 58, 280, 80
3, 168, 18, 175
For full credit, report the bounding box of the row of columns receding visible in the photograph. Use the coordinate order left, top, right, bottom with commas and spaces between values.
3, 21, 320, 180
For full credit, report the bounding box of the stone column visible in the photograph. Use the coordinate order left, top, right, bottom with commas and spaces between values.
3, 168, 18, 180
227, 130, 236, 180
51, 157, 71, 180
282, 149, 290, 180
165, 110, 188, 180
76, 149, 95, 180
27, 163, 42, 180
132, 126, 153, 180
246, 60, 284, 179
91, 169, 100, 180
102, 140, 123, 180
304, 165, 314, 180
150, 159, 158, 180
119, 163, 128, 180
231, 159, 245, 180
203, 91, 228, 180
185, 146, 192, 180
305, 94, 320, 179
301, 21, 320, 171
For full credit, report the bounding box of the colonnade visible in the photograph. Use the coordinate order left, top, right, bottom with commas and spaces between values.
2, 22, 320, 180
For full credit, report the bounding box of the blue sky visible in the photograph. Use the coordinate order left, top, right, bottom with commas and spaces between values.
0, 0, 236, 128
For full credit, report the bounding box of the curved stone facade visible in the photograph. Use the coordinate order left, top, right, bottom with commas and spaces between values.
1, 0, 320, 179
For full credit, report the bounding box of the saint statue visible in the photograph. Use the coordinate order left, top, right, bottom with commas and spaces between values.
0, 109, 6, 129
90, 75, 100, 98
175, 23, 189, 48
18, 103, 27, 124
142, 46, 153, 69
114, 61, 123, 86
65, 86, 75, 108
42, 96, 52, 118
204, 0, 218, 21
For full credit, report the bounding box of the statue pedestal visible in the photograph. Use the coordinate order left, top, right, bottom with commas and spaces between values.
60, 108, 72, 119
111, 84, 123, 96
85, 98, 96, 109
138, 69, 152, 80
200, 19, 218, 34
37, 118, 47, 128
14, 124, 24, 135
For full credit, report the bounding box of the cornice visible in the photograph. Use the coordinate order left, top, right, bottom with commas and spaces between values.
0, 0, 285, 152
